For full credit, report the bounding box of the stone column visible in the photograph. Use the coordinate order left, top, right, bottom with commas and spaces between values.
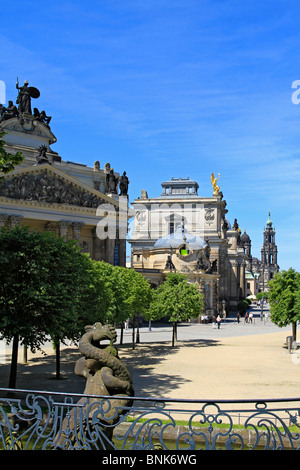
45, 222, 58, 235
58, 220, 71, 239
72, 222, 84, 241
0, 214, 10, 227
92, 227, 102, 261
118, 238, 126, 267
10, 215, 23, 227
105, 238, 116, 265
212, 279, 218, 314
231, 261, 238, 298
226, 261, 231, 300
240, 261, 246, 298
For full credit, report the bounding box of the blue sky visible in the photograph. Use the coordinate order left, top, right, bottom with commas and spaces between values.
1, 1, 300, 270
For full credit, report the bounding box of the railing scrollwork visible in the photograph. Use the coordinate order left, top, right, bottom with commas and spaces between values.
1, 388, 300, 451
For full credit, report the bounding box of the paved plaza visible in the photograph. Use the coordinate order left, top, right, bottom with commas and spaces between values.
0, 305, 299, 401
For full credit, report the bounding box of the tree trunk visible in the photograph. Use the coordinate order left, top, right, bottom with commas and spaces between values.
54, 340, 61, 379
120, 323, 124, 345
136, 321, 140, 343
8, 334, 19, 389
172, 321, 177, 347
292, 321, 297, 343
132, 319, 135, 350
23, 343, 28, 364
132, 316, 136, 350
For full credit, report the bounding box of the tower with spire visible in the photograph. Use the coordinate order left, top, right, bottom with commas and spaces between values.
259, 211, 279, 291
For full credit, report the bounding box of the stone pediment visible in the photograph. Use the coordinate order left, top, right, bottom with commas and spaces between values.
0, 164, 116, 209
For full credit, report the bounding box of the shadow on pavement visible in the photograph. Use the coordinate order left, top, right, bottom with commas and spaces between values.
0, 338, 220, 398
118, 339, 220, 397
0, 347, 85, 394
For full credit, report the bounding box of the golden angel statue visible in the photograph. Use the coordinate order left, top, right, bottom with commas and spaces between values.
211, 172, 220, 196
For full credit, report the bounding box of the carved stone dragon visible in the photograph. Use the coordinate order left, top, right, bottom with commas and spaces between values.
54, 323, 134, 449
76, 322, 134, 398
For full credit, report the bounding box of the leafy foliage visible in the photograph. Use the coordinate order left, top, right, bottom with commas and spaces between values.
149, 273, 203, 345
256, 291, 269, 301
268, 268, 300, 340
88, 261, 151, 326
237, 299, 250, 315
0, 226, 96, 348
0, 226, 104, 387
0, 132, 24, 177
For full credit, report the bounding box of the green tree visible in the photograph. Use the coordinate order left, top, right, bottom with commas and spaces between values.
87, 261, 125, 326
149, 273, 203, 346
116, 267, 151, 348
88, 262, 151, 347
79, 259, 113, 326
48, 254, 111, 378
0, 132, 24, 177
256, 291, 269, 301
0, 226, 97, 387
268, 268, 300, 342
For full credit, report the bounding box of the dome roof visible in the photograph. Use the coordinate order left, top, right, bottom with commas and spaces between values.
266, 211, 273, 227
224, 217, 231, 230
154, 227, 206, 250
240, 229, 250, 243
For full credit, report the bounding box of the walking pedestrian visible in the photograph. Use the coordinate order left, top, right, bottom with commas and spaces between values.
249, 312, 253, 323
217, 315, 221, 329
236, 312, 241, 323
212, 315, 217, 328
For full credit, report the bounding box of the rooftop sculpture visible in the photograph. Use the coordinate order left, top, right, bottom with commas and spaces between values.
211, 172, 220, 196
0, 79, 52, 127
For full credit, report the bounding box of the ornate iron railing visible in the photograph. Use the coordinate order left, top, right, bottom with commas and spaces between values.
0, 388, 300, 450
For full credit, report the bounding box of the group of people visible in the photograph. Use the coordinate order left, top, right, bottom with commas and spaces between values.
202, 309, 257, 329
236, 311, 253, 323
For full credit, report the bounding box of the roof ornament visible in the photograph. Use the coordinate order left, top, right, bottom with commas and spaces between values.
211, 172, 220, 196
16, 77, 40, 115
266, 210, 272, 227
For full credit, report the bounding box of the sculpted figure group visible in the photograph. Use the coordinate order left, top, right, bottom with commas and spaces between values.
0, 79, 52, 127
105, 170, 129, 196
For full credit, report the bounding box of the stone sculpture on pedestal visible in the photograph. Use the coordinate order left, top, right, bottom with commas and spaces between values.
54, 322, 134, 449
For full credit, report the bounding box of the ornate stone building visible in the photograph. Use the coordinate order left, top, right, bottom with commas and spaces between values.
252, 211, 279, 292
129, 176, 248, 317
235, 212, 279, 296
0, 81, 130, 266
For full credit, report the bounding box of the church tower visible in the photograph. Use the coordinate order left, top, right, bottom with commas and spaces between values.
240, 229, 252, 271
259, 211, 279, 291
